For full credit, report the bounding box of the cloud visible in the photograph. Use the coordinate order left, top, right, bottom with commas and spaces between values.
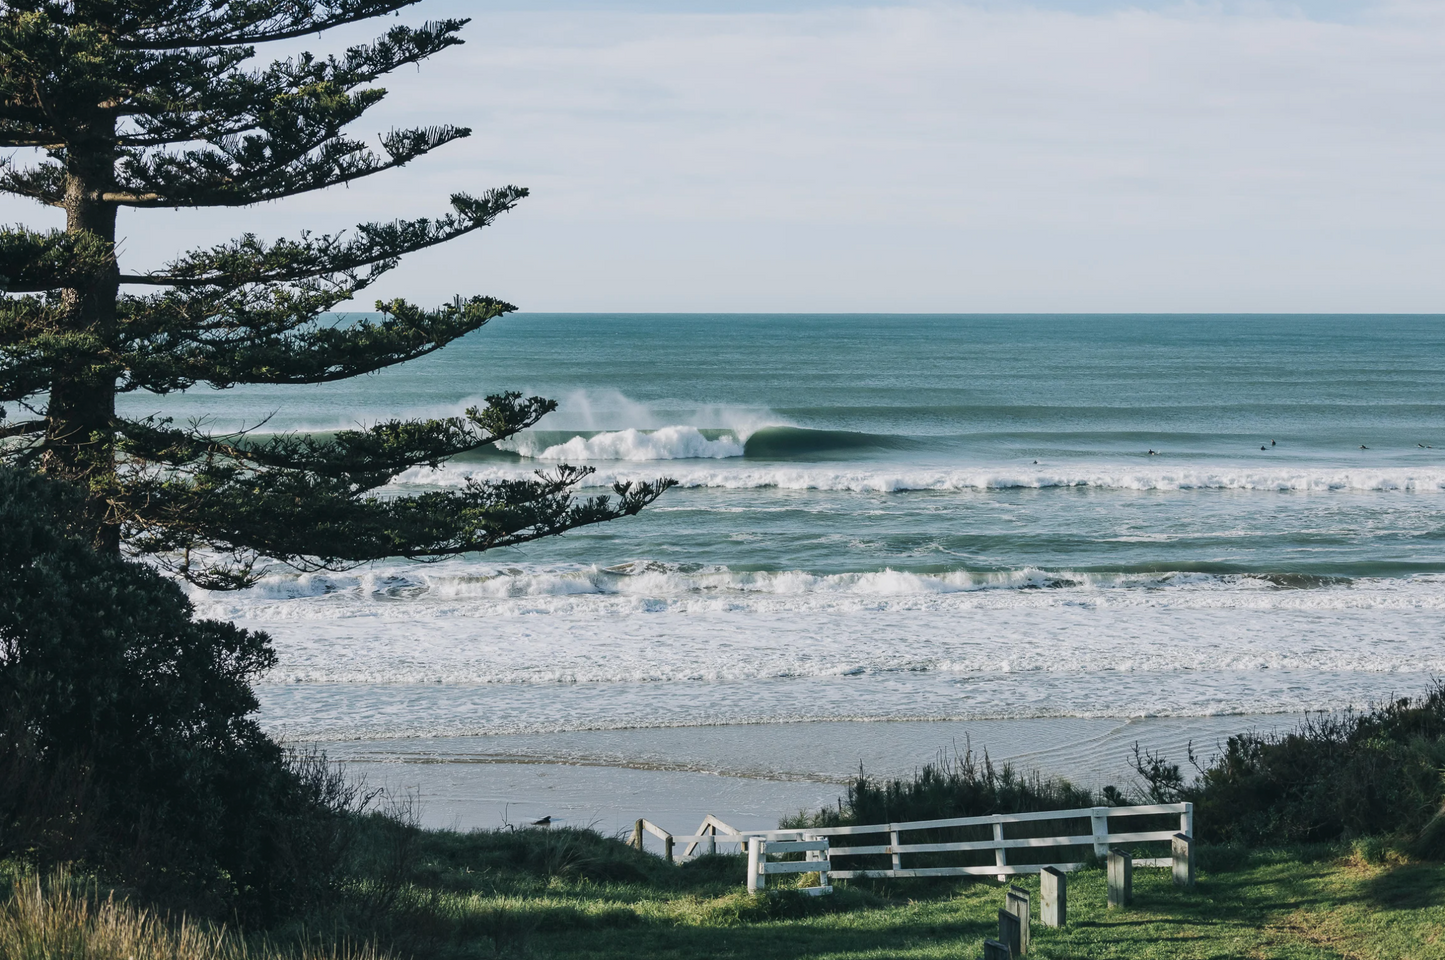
7, 1, 1444, 310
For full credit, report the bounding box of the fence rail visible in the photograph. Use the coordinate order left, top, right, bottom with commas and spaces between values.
634, 803, 1193, 881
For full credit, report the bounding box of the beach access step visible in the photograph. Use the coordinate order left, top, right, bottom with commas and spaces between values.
634, 803, 1195, 882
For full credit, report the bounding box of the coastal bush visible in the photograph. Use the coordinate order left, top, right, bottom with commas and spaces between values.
785, 743, 1100, 830
0, 468, 357, 920
1132, 682, 1445, 852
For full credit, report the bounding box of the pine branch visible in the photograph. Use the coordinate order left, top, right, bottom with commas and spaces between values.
110, 124, 469, 207
0, 227, 116, 293
119, 188, 527, 288
122, 295, 511, 390
0, 159, 66, 207
118, 465, 676, 586
119, 2, 432, 50
0, 417, 43, 439
117, 392, 556, 482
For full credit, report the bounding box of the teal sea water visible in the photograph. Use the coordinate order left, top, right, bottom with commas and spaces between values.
145, 315, 1445, 741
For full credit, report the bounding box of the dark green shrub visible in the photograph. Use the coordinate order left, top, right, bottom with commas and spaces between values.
0, 468, 356, 920
788, 745, 1099, 830
784, 745, 1103, 874
1133, 683, 1445, 852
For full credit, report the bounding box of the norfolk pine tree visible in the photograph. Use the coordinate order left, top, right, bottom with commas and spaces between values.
0, 1, 671, 587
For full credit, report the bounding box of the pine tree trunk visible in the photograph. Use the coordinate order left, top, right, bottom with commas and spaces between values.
44, 123, 120, 553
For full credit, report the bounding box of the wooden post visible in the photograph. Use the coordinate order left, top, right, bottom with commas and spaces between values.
746, 837, 765, 893
1040, 866, 1067, 928
1090, 807, 1110, 857
631, 819, 644, 851
1107, 848, 1133, 908
1172, 833, 1195, 888
997, 909, 1022, 958
992, 815, 1007, 882
1181, 801, 1194, 840
664, 834, 675, 864
705, 824, 717, 856
982, 939, 1011, 960
890, 828, 902, 873
1006, 886, 1030, 955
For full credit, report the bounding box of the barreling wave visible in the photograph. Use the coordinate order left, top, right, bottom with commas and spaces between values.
493, 424, 908, 461
395, 461, 1445, 494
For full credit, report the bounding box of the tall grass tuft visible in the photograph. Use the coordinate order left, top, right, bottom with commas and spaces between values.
786, 740, 1099, 829
0, 870, 388, 960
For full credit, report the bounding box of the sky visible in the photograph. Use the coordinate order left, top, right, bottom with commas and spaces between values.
8, 0, 1445, 312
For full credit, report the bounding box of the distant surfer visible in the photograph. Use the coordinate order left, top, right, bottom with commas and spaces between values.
1147, 449, 1158, 456
1271, 440, 1276, 446
1360, 445, 1368, 450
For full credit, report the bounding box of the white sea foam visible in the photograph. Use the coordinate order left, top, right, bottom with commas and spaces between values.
503, 425, 746, 461
395, 460, 1445, 494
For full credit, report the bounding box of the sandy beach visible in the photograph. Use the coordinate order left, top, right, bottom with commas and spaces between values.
319, 713, 1300, 843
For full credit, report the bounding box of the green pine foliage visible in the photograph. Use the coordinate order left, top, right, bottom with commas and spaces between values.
0, 1, 671, 586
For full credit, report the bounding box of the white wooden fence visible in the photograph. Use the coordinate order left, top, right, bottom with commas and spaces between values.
746, 837, 833, 895
636, 803, 1193, 881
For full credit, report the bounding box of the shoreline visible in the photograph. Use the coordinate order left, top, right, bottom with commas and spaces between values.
315, 713, 1302, 841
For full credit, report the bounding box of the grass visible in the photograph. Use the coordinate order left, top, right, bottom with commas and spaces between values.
0, 868, 386, 960
7, 827, 1442, 959
334, 824, 1445, 959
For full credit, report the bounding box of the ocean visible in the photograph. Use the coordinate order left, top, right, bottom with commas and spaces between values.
134, 314, 1445, 827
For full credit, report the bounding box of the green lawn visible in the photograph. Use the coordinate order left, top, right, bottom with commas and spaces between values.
352, 827, 1444, 960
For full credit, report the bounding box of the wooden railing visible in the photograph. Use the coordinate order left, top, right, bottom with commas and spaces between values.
636, 803, 1194, 880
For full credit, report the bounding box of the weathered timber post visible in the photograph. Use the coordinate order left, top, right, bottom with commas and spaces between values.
890, 827, 903, 872
664, 834, 675, 864
982, 938, 1011, 960
1006, 886, 1031, 954
1090, 807, 1110, 857
705, 824, 717, 856
1172, 833, 1195, 888
992, 815, 1007, 882
1040, 866, 1067, 928
1181, 801, 1194, 840
631, 819, 644, 850
997, 909, 1022, 958
746, 836, 766, 893
1107, 848, 1133, 908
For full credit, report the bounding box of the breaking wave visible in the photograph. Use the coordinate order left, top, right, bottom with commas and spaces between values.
396, 461, 1445, 494
495, 424, 905, 462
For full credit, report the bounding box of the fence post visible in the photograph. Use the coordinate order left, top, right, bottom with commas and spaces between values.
706, 824, 717, 856
1181, 801, 1194, 840
998, 908, 1022, 958
1040, 866, 1067, 928
1006, 886, 1031, 954
664, 834, 675, 864
890, 826, 903, 873
1090, 807, 1109, 858
631, 819, 644, 851
1172, 833, 1195, 888
982, 939, 1011, 960
1107, 848, 1133, 908
746, 837, 765, 893
992, 814, 1007, 882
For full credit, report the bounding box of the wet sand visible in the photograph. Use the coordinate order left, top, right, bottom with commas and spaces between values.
318, 713, 1298, 843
